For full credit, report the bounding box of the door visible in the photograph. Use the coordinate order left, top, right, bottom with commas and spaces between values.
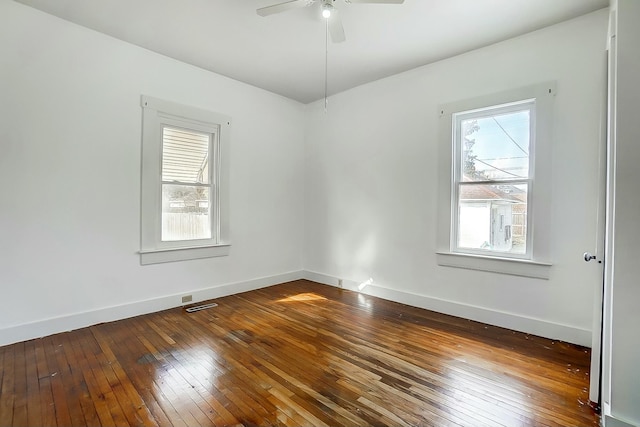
587, 16, 616, 405
586, 129, 607, 405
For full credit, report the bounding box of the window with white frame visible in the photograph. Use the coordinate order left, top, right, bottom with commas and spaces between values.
454, 101, 533, 257
140, 96, 231, 265
437, 83, 555, 279
161, 126, 213, 242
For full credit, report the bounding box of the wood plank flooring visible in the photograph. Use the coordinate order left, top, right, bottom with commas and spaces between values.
0, 280, 599, 426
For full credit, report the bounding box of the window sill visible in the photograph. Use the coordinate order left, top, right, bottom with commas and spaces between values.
436, 251, 551, 279
140, 244, 230, 265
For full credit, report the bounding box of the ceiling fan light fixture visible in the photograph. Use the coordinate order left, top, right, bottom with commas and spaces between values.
321, 2, 333, 18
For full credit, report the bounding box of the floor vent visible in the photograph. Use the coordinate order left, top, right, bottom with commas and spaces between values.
185, 303, 218, 313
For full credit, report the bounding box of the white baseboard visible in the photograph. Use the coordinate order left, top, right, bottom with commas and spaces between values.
0, 270, 304, 347
603, 403, 639, 427
605, 415, 638, 427
303, 270, 592, 347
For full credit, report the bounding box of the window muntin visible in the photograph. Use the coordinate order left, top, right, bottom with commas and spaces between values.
453, 101, 534, 258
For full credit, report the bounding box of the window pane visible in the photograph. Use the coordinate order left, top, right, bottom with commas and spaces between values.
162, 184, 211, 241
162, 127, 210, 184
458, 183, 527, 254
461, 109, 530, 182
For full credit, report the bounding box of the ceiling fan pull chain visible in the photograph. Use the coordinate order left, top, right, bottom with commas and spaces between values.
325, 17, 329, 113
324, 19, 329, 113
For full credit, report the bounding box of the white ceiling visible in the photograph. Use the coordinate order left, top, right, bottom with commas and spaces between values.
15, 0, 608, 104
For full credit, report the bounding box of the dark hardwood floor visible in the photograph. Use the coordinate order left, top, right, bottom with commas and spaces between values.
0, 280, 599, 426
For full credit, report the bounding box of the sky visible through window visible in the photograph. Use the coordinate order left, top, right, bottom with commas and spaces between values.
463, 109, 530, 181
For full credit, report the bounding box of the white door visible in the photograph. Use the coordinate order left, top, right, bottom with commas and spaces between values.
586, 121, 607, 405
587, 11, 616, 405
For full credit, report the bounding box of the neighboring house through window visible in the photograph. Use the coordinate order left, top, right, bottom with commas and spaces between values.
437, 83, 555, 278
140, 96, 231, 265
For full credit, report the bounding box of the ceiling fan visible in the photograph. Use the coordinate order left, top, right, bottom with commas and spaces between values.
257, 0, 405, 43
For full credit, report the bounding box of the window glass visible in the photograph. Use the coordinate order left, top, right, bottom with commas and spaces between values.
458, 183, 527, 254
162, 127, 210, 184
161, 184, 211, 241
461, 109, 530, 182
454, 103, 532, 257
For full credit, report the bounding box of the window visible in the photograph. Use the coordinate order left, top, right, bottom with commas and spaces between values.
454, 101, 532, 257
161, 127, 213, 242
437, 83, 555, 278
140, 96, 230, 265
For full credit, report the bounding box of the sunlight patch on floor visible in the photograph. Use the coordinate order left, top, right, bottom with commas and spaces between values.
277, 292, 328, 303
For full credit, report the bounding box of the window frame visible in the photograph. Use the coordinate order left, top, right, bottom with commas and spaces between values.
436, 83, 555, 279
140, 96, 231, 265
452, 100, 535, 259
159, 122, 216, 246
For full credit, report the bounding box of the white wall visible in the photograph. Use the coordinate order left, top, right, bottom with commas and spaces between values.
304, 10, 609, 346
0, 0, 305, 346
603, 1, 640, 425
0, 1, 612, 351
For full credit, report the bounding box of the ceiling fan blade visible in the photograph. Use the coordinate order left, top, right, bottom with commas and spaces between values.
257, 0, 314, 17
328, 11, 346, 43
345, 0, 404, 3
